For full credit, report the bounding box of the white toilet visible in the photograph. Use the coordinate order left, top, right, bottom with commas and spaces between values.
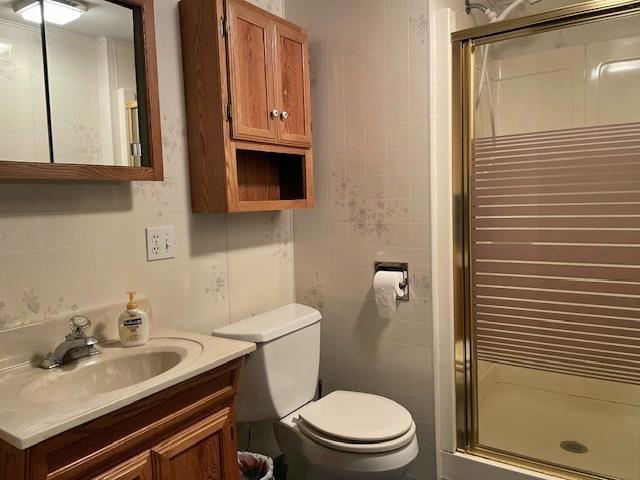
213, 303, 419, 480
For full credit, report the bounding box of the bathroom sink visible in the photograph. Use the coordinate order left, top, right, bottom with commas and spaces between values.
0, 329, 256, 449
20, 347, 188, 402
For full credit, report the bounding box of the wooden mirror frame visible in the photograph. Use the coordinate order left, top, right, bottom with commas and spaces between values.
0, 0, 163, 182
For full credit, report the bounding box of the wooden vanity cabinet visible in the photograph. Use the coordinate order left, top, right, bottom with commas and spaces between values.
179, 0, 313, 213
0, 359, 243, 480
151, 408, 237, 480
91, 452, 154, 480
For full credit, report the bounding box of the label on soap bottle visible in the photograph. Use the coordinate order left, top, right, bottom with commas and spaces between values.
124, 317, 142, 341
123, 318, 143, 327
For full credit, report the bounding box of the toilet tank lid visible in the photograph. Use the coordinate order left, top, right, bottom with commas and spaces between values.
212, 303, 321, 343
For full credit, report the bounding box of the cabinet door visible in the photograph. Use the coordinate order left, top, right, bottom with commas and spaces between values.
151, 408, 238, 480
226, 0, 277, 143
274, 21, 312, 146
91, 452, 153, 480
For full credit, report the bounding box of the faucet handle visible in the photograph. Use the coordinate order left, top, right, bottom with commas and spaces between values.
68, 315, 91, 338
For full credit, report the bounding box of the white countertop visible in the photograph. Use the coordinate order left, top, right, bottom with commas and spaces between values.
0, 328, 255, 449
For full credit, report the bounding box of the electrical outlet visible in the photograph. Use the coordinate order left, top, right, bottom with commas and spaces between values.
145, 226, 176, 261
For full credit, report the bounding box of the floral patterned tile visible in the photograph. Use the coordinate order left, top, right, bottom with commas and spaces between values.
204, 263, 228, 303
0, 287, 46, 331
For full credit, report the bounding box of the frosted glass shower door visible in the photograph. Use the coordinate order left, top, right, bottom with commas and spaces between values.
470, 12, 640, 480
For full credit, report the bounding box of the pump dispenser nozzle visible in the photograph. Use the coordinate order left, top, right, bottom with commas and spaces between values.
126, 291, 138, 311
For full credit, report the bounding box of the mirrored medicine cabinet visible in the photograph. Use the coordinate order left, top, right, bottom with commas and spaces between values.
0, 0, 162, 180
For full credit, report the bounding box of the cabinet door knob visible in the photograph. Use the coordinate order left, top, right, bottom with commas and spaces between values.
280, 111, 289, 120
270, 109, 279, 119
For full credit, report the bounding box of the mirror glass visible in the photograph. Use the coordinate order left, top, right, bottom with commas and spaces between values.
0, 0, 148, 168
45, 0, 142, 166
0, 0, 49, 163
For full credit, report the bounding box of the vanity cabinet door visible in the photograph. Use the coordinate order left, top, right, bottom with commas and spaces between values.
91, 452, 153, 480
226, 0, 277, 143
274, 21, 312, 146
151, 408, 238, 480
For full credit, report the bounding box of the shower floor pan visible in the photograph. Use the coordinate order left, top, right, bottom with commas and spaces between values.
477, 363, 640, 480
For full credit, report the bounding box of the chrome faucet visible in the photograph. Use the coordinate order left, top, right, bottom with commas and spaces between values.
39, 315, 102, 369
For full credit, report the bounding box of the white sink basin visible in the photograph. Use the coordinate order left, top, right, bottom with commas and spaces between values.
20, 347, 190, 402
0, 328, 256, 449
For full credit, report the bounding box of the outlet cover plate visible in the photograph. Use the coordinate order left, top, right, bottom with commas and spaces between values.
146, 226, 176, 261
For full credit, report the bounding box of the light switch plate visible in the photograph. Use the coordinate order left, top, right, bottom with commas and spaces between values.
145, 226, 176, 261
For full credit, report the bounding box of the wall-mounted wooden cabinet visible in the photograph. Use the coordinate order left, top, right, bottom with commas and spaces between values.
180, 0, 313, 213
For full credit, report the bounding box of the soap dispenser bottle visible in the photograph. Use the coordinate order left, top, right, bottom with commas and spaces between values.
118, 291, 149, 347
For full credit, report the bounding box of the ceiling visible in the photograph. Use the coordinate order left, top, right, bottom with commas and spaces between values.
0, 0, 134, 43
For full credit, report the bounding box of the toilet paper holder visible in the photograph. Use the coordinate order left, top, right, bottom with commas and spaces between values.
374, 261, 409, 301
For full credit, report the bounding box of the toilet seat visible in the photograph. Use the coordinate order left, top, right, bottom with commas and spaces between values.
297, 417, 417, 453
295, 391, 416, 453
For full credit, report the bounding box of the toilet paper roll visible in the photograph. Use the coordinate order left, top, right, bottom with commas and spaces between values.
373, 271, 405, 319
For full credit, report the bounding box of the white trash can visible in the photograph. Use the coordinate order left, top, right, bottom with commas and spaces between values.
238, 451, 274, 480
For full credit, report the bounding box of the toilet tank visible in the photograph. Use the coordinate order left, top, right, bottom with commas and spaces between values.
212, 303, 321, 422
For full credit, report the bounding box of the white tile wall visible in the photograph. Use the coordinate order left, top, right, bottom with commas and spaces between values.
285, 0, 436, 478
0, 0, 291, 335
1, 0, 437, 476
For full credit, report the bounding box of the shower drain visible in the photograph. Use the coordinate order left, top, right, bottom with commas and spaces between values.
560, 441, 588, 454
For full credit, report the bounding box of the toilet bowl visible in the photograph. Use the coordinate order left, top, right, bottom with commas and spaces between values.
276, 391, 419, 480
212, 303, 419, 480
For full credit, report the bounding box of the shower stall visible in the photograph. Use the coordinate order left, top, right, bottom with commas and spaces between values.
451, 1, 640, 479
